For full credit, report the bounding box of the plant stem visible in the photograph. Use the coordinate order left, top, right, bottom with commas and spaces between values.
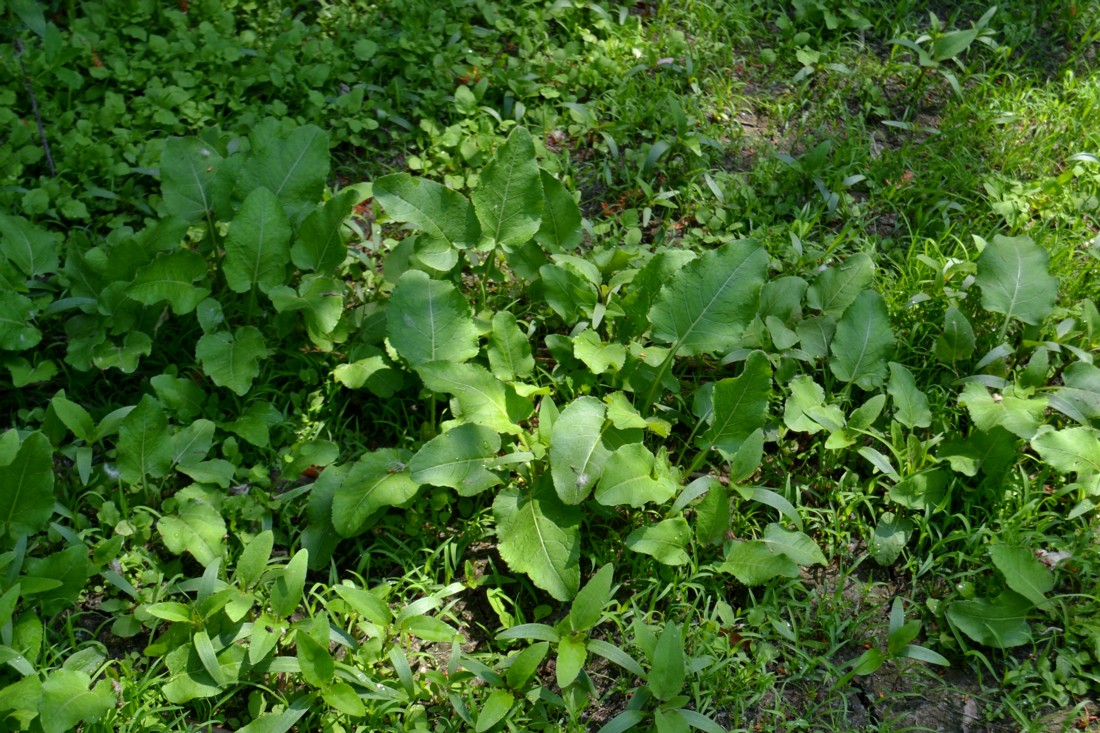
14, 37, 56, 177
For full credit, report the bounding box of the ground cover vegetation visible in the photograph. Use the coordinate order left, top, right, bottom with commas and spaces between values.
1, 0, 1100, 730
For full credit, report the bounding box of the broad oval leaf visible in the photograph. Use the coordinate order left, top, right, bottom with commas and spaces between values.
471, 126, 543, 247
1030, 426, 1100, 476
240, 124, 329, 222
0, 214, 59, 279
975, 235, 1058, 326
534, 169, 581, 252
160, 137, 224, 222
223, 187, 292, 294
487, 311, 534, 381
595, 443, 675, 508
550, 397, 610, 504
806, 252, 874, 318
117, 395, 172, 484
887, 362, 932, 428
946, 591, 1032, 648
648, 239, 767, 355
0, 291, 41, 351
0, 431, 55, 538
409, 423, 502, 496
648, 622, 685, 702
417, 361, 532, 434
388, 270, 479, 366
829, 290, 895, 389
700, 350, 771, 459
374, 173, 480, 250
989, 545, 1053, 609
332, 449, 418, 537
494, 484, 580, 601
292, 188, 357, 273
720, 540, 799, 585
270, 548, 309, 619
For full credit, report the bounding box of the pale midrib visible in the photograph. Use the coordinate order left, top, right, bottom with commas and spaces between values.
529, 500, 567, 590
271, 132, 319, 200
672, 250, 757, 354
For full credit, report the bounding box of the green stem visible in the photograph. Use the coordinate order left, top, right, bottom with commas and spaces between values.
641, 342, 680, 413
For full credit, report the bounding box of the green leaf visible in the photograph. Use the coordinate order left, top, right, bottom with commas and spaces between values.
932, 27, 979, 62
568, 564, 614, 632
539, 263, 598, 323
870, 512, 913, 565
270, 549, 309, 619
534, 170, 582, 251
234, 530, 274, 590
487, 311, 534, 381
934, 306, 976, 363
795, 315, 835, 359
829, 290, 895, 390
322, 681, 365, 717
292, 188, 357, 273
556, 634, 587, 689
158, 496, 226, 567
117, 395, 172, 484
889, 469, 948, 511
160, 138, 224, 222
9, 0, 47, 38
171, 418, 215, 467
268, 276, 345, 347
0, 291, 42, 351
693, 480, 729, 546
1031, 427, 1100, 476
648, 240, 767, 355
887, 362, 932, 428
476, 689, 515, 733
333, 585, 393, 626
417, 362, 532, 434
241, 125, 329, 222
625, 517, 691, 566
388, 270, 479, 366
332, 449, 418, 536
409, 424, 502, 496
720, 541, 799, 585
648, 623, 685, 701
621, 250, 696, 338
975, 235, 1059, 326
195, 327, 268, 396
587, 639, 645, 678
762, 524, 826, 566
505, 642, 549, 689
573, 330, 627, 375
806, 252, 874, 318
223, 188, 292, 294
494, 483, 581, 601
126, 249, 210, 315
0, 432, 54, 538
783, 375, 826, 434
595, 443, 675, 508
296, 631, 334, 687
700, 351, 771, 459
374, 173, 481, 250
0, 214, 59, 279
39, 669, 114, 733
50, 392, 94, 443
550, 397, 611, 504
989, 545, 1053, 609
1049, 361, 1100, 425
472, 127, 543, 247
193, 629, 226, 687
145, 602, 193, 624
946, 591, 1033, 648
333, 352, 402, 398
598, 710, 647, 733
235, 694, 312, 733
958, 383, 1046, 439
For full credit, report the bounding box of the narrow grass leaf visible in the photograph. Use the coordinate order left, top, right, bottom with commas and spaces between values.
587, 639, 645, 678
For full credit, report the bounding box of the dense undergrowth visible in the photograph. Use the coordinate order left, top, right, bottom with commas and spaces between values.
2, 0, 1100, 731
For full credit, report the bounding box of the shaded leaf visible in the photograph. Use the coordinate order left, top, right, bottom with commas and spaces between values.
887, 362, 931, 428
700, 350, 771, 459
829, 290, 894, 389
223, 187, 292, 293
806, 252, 874, 318
625, 517, 691, 565
534, 169, 581, 251
947, 591, 1032, 648
195, 327, 268, 396
472, 127, 543, 247
117, 395, 172, 484
332, 449, 418, 536
292, 188, 357, 273
0, 432, 54, 538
